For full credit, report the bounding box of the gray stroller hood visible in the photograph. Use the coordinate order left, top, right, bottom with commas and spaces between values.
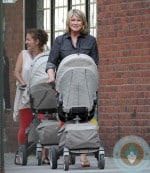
29, 51, 49, 89
56, 54, 99, 115
29, 51, 57, 113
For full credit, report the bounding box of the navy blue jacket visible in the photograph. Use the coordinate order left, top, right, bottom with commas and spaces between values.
46, 32, 99, 71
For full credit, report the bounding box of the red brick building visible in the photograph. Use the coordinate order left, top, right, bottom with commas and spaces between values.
3, 0, 150, 156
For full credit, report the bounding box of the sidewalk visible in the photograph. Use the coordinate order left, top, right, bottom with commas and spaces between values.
4, 152, 150, 173
4, 152, 113, 173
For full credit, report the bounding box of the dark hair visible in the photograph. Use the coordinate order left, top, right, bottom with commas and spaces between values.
26, 28, 48, 48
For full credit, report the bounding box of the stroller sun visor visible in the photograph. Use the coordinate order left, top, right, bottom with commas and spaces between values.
29, 52, 49, 89
56, 54, 99, 113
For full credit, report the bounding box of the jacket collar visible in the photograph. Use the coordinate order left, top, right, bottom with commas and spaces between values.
64, 32, 85, 39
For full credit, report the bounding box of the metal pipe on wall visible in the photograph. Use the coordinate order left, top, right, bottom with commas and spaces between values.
0, 0, 4, 172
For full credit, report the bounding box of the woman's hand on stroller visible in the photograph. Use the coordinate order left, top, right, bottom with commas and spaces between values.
48, 76, 55, 83
47, 68, 55, 83
19, 84, 27, 90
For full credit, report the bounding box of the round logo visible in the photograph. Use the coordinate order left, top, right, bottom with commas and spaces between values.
113, 135, 150, 172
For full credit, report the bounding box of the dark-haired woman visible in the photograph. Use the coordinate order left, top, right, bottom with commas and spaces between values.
13, 28, 49, 165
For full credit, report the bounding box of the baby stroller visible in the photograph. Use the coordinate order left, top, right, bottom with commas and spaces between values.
49, 54, 105, 171
18, 52, 60, 166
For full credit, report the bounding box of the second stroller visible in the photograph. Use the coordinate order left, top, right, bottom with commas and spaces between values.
18, 51, 60, 166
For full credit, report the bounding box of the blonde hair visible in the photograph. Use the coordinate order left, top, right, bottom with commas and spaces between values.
65, 9, 89, 34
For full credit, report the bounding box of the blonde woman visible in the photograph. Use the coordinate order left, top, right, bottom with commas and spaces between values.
14, 28, 49, 165
46, 9, 99, 167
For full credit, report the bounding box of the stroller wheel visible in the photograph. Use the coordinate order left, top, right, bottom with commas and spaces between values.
49, 147, 58, 169
36, 151, 42, 166
70, 154, 75, 165
63, 147, 69, 171
64, 155, 69, 171
18, 145, 27, 166
98, 147, 105, 169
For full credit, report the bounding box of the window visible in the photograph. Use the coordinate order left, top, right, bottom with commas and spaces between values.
55, 0, 68, 37
36, 0, 97, 48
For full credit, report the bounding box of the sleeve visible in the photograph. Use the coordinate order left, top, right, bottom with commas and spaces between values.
46, 36, 61, 72
90, 37, 99, 66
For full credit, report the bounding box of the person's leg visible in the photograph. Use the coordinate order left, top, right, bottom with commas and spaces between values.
15, 108, 32, 165
42, 148, 50, 164
18, 108, 33, 144
80, 154, 90, 167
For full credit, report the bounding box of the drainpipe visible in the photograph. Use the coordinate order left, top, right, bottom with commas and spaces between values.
0, 0, 4, 172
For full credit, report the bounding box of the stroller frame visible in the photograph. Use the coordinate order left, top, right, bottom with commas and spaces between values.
18, 107, 58, 166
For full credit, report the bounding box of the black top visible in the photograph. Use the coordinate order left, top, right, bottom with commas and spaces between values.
46, 33, 99, 71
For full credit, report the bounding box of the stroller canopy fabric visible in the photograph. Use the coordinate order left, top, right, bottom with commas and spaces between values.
56, 54, 99, 113
29, 51, 50, 89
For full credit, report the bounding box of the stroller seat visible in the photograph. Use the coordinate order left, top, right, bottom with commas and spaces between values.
30, 82, 57, 114
56, 53, 99, 122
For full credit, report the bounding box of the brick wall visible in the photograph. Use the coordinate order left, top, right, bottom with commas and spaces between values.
97, 0, 150, 156
3, 0, 23, 152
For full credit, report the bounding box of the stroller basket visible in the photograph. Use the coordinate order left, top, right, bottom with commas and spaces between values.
36, 120, 60, 145
59, 123, 100, 150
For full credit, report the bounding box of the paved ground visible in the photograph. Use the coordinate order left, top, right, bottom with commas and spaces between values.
4, 153, 150, 173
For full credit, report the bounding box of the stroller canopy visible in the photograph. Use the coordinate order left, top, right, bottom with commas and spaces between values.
29, 51, 57, 113
29, 51, 49, 89
56, 54, 99, 113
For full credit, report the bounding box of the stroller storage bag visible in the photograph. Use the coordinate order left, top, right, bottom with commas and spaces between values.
26, 117, 40, 143
36, 120, 60, 145
59, 123, 100, 149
